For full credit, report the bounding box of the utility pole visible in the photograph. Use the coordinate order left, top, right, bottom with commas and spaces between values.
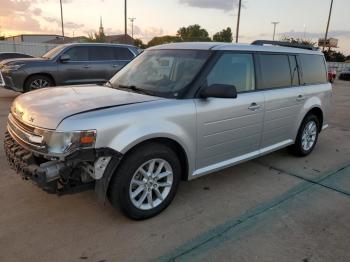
124, 0, 127, 43
128, 18, 136, 38
271, 21, 279, 41
235, 0, 242, 43
60, 0, 65, 40
323, 0, 334, 51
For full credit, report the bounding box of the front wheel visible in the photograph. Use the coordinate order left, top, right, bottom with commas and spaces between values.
108, 142, 181, 220
24, 75, 54, 92
290, 114, 320, 157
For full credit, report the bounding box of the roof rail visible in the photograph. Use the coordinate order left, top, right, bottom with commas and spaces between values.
251, 40, 318, 51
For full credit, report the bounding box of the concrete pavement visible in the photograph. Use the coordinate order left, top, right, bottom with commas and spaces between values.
0, 81, 349, 262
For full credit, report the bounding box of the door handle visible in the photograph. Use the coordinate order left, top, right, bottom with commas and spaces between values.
248, 103, 261, 111
112, 64, 119, 68
296, 95, 305, 101
83, 65, 90, 69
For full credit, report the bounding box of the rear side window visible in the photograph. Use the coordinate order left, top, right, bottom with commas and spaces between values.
299, 54, 327, 85
206, 53, 255, 93
89, 46, 114, 60
114, 47, 134, 60
258, 54, 291, 89
64, 47, 89, 61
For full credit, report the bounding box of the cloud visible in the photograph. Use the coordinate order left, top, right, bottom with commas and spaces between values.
132, 25, 164, 41
179, 0, 241, 11
43, 17, 84, 29
278, 30, 350, 39
0, 0, 32, 16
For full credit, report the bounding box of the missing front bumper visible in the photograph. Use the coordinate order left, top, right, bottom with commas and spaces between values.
4, 131, 122, 197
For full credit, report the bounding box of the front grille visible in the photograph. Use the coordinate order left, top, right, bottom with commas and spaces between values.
10, 113, 36, 134
7, 113, 46, 152
0, 70, 5, 86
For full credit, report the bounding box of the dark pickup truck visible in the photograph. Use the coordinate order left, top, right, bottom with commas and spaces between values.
0, 43, 139, 92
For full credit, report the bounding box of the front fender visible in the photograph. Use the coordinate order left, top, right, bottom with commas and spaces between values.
106, 121, 196, 177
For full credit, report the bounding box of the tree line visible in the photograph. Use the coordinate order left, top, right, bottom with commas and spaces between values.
134, 24, 233, 49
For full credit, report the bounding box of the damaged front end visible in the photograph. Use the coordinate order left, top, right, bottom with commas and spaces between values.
4, 113, 122, 199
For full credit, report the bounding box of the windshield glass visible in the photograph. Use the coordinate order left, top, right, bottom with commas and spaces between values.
110, 49, 211, 98
42, 45, 66, 59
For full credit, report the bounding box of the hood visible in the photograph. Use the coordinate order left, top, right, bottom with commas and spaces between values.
0, 57, 46, 67
11, 85, 162, 129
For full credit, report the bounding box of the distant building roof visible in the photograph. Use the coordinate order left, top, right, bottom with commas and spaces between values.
45, 36, 89, 44
5, 34, 62, 38
105, 34, 134, 45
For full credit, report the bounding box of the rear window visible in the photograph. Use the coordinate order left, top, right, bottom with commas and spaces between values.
89, 46, 114, 60
258, 54, 291, 89
114, 47, 134, 60
299, 54, 327, 85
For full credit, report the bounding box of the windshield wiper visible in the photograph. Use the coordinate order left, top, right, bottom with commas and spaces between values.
118, 84, 153, 96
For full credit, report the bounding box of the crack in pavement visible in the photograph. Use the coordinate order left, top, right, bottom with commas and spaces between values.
155, 161, 350, 262
255, 160, 350, 197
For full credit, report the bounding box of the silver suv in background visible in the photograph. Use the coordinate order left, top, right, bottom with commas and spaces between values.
4, 41, 331, 219
0, 43, 139, 92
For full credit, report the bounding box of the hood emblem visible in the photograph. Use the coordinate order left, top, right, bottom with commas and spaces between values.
13, 107, 24, 119
29, 117, 34, 123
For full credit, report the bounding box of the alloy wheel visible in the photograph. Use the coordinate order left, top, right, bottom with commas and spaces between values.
129, 158, 173, 210
301, 120, 317, 151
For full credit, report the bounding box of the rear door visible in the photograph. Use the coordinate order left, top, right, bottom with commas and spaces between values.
88, 46, 115, 83
195, 52, 264, 174
110, 46, 135, 76
257, 53, 306, 149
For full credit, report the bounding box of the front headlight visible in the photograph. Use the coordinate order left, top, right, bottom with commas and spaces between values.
3, 64, 25, 71
33, 129, 96, 154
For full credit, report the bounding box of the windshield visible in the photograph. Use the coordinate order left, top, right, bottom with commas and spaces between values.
109, 49, 211, 98
42, 45, 66, 59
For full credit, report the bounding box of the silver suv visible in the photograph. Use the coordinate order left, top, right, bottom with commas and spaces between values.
4, 42, 331, 219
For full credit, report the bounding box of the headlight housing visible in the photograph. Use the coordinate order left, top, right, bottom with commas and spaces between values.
3, 64, 25, 71
32, 129, 96, 154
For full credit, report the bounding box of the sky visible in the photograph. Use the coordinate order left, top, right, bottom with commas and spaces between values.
0, 0, 349, 55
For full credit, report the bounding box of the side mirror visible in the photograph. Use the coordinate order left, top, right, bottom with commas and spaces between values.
59, 54, 70, 63
200, 84, 237, 99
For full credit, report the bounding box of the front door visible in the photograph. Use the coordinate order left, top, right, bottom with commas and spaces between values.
58, 46, 93, 85
195, 52, 264, 175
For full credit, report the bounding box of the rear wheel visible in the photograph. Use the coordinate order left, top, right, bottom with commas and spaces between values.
24, 75, 54, 92
290, 114, 320, 157
108, 142, 181, 220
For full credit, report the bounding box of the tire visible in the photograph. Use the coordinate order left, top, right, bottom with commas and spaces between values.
24, 75, 54, 92
108, 142, 181, 220
289, 114, 320, 157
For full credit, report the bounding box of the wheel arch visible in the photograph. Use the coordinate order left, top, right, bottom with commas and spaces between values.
24, 73, 56, 87
306, 107, 323, 132
120, 137, 190, 181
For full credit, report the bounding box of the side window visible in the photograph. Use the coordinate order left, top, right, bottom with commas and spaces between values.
299, 54, 327, 85
114, 47, 134, 60
64, 47, 89, 61
258, 54, 291, 89
289, 55, 300, 86
206, 53, 255, 93
89, 46, 114, 61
